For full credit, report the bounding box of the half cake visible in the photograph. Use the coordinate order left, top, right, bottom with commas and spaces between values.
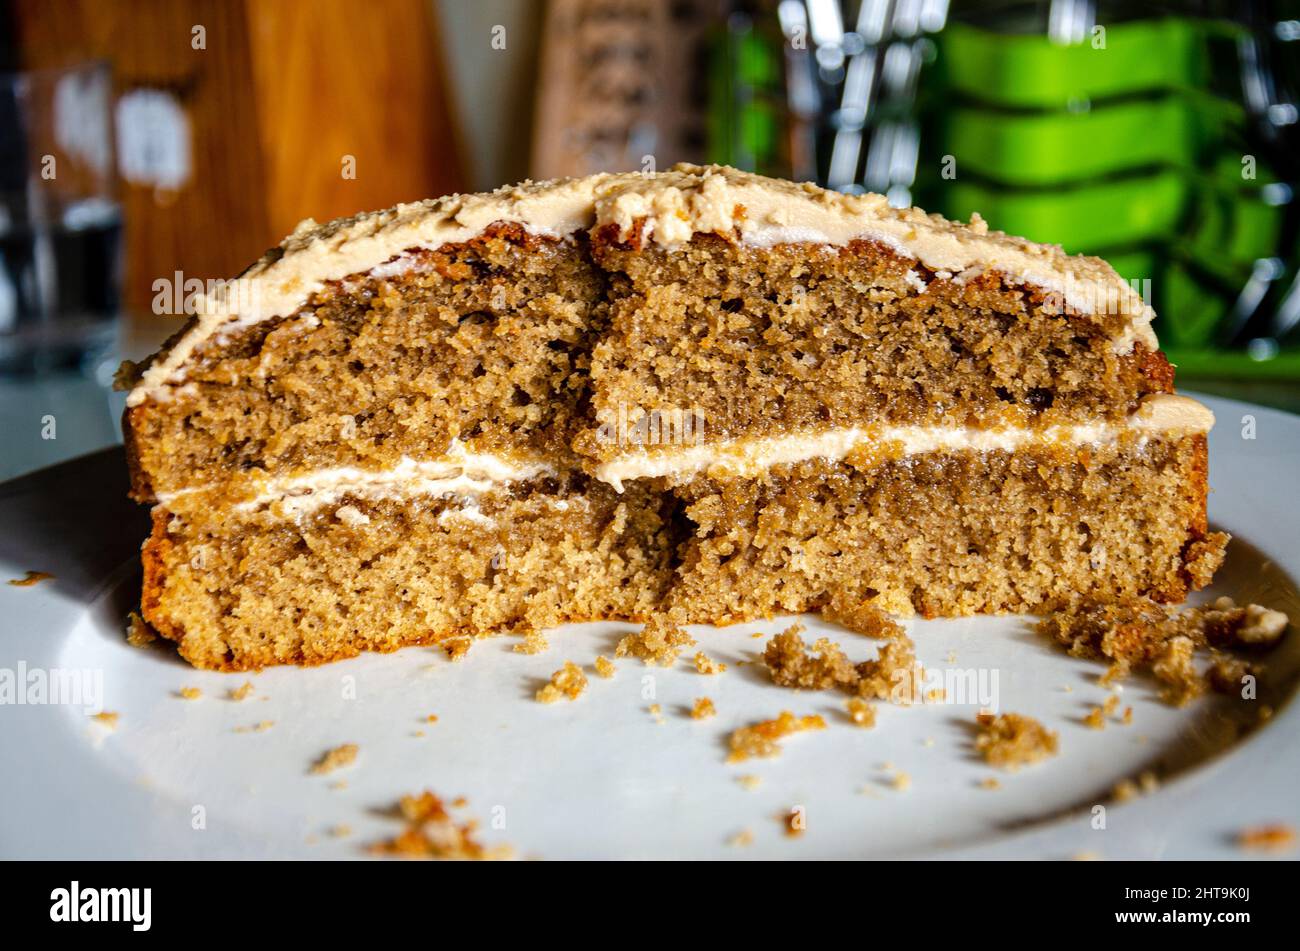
120, 164, 1224, 670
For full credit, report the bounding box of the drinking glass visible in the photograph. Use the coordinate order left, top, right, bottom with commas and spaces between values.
0, 61, 122, 375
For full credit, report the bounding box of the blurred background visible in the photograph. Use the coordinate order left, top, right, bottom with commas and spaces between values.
1, 0, 1297, 479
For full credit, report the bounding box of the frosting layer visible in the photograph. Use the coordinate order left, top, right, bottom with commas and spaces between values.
159, 441, 554, 522
594, 395, 1213, 491
156, 396, 1211, 514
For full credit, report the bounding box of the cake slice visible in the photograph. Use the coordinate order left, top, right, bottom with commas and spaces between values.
121, 165, 1224, 670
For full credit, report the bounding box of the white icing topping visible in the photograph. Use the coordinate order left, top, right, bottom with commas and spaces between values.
127, 164, 1157, 407
594, 395, 1213, 491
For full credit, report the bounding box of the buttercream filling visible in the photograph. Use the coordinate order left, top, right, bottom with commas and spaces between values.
594, 395, 1213, 491
154, 396, 1212, 514
157, 440, 555, 522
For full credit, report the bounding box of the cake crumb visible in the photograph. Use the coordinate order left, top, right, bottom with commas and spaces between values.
690, 697, 716, 720
91, 711, 119, 729
442, 637, 473, 662
856, 635, 924, 704
1084, 694, 1120, 729
648, 703, 665, 724
125, 611, 158, 648
1039, 595, 1289, 706
368, 791, 511, 860
228, 681, 255, 702
177, 687, 201, 700
512, 631, 549, 655
974, 712, 1059, 770
1112, 779, 1139, 802
1112, 770, 1158, 802
310, 743, 359, 775
1236, 603, 1289, 645
1237, 823, 1296, 853
821, 591, 904, 638
693, 651, 727, 675
845, 697, 876, 728
8, 570, 53, 587
234, 720, 275, 734
594, 655, 616, 678
763, 623, 858, 691
1205, 651, 1261, 696
890, 770, 912, 792
783, 808, 805, 837
728, 829, 755, 848
737, 774, 762, 791
426, 714, 439, 724
329, 825, 353, 838
616, 614, 696, 666
536, 661, 587, 703
727, 711, 826, 763
1153, 635, 1203, 707
978, 776, 1001, 790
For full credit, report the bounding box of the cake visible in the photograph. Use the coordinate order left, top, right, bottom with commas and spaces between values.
119, 164, 1225, 670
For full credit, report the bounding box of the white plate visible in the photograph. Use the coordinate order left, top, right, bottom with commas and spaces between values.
1, 393, 1298, 860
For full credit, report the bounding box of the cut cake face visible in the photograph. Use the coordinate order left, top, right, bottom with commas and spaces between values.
120, 164, 1222, 670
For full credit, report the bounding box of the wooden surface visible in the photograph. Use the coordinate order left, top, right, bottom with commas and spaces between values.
13, 0, 465, 335
245, 0, 464, 242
